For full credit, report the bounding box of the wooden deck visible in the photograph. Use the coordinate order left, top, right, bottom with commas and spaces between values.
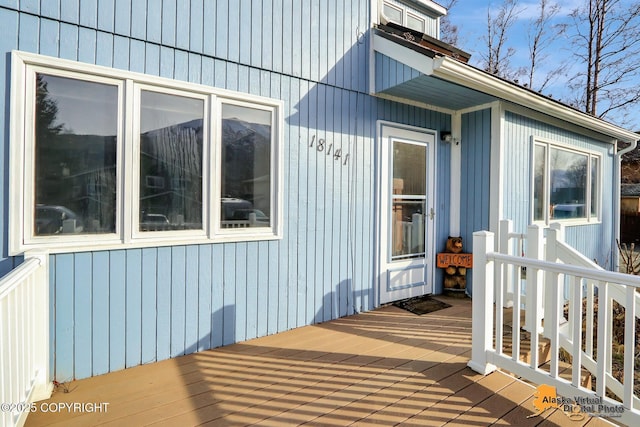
25, 297, 612, 426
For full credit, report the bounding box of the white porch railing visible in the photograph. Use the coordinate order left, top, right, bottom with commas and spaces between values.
469, 221, 640, 426
0, 254, 52, 427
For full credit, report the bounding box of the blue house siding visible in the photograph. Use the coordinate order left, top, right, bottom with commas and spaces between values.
502, 110, 616, 266
459, 109, 492, 295
0, 3, 456, 380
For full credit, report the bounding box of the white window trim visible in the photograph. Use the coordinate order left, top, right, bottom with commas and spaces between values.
530, 136, 602, 226
9, 50, 284, 255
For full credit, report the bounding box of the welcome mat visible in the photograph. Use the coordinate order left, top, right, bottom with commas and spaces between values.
393, 295, 451, 315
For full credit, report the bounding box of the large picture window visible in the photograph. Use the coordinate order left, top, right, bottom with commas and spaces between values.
10, 51, 282, 254
532, 138, 600, 224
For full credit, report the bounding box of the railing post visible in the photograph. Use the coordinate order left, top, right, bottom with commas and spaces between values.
468, 231, 497, 375
524, 224, 544, 335
498, 220, 514, 308
27, 252, 53, 402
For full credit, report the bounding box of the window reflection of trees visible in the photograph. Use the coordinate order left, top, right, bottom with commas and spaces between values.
34, 74, 117, 235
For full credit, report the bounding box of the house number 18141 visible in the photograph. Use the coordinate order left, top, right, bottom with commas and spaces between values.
309, 135, 350, 165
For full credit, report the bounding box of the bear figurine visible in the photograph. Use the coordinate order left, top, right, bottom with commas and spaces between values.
443, 236, 467, 291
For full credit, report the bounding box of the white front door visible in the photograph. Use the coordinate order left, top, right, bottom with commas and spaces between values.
378, 123, 436, 304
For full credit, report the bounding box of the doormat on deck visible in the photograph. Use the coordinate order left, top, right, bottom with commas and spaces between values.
393, 295, 451, 315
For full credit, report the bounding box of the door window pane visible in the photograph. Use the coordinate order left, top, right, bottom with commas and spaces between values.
393, 141, 426, 195
139, 91, 204, 231
221, 104, 272, 229
591, 156, 599, 216
34, 74, 118, 235
391, 200, 425, 259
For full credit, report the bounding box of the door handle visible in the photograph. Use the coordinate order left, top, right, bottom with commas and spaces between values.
429, 208, 435, 220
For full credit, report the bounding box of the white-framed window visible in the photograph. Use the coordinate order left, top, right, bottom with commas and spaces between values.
9, 51, 283, 254
531, 137, 601, 225
381, 1, 429, 33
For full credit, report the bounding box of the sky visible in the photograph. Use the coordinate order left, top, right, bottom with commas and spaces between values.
443, 0, 640, 130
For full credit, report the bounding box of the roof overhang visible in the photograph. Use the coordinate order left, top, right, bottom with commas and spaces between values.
372, 31, 639, 144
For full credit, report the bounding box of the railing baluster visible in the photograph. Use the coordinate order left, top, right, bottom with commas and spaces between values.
571, 276, 583, 388
496, 261, 504, 357
596, 281, 609, 397
586, 281, 594, 358
624, 284, 636, 409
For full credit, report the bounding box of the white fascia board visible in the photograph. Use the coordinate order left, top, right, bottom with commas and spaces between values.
432, 56, 639, 144
372, 33, 434, 76
411, 0, 448, 16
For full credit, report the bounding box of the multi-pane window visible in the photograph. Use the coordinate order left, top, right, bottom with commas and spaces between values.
11, 51, 282, 253
532, 139, 601, 224
382, 1, 428, 33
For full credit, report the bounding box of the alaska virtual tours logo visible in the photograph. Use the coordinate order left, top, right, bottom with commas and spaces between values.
530, 384, 625, 421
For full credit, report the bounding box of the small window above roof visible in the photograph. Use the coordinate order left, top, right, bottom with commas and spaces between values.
380, 0, 447, 39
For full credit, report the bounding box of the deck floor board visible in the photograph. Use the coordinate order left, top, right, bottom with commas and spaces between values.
25, 297, 598, 426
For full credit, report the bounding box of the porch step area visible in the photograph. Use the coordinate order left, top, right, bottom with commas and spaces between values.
499, 307, 593, 389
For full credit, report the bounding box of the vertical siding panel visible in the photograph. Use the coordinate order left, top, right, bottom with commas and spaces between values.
281, 0, 292, 76
238, 0, 251, 65
145, 43, 160, 76
250, 0, 262, 67
170, 246, 186, 357
38, 19, 60, 56
189, 53, 201, 84
257, 241, 269, 337
262, 0, 273, 71
339, 90, 349, 316
211, 244, 224, 348
141, 248, 157, 364
174, 50, 188, 81
130, 0, 147, 40
222, 244, 236, 345
214, 58, 226, 88
95, 32, 113, 67
296, 79, 309, 327
318, 0, 328, 82
334, 0, 344, 87
18, 13, 39, 52
125, 249, 142, 368
300, 1, 310, 80
130, 39, 145, 73
215, 0, 229, 59
91, 252, 109, 376
161, 0, 177, 46
54, 255, 73, 381
176, 0, 190, 50
185, 246, 199, 354
323, 86, 336, 321
235, 243, 248, 342
41, 0, 60, 19
112, 35, 130, 70
73, 253, 92, 379
60, 0, 79, 25
267, 241, 279, 334
284, 76, 296, 330
160, 45, 174, 78
326, 0, 336, 86
227, 0, 240, 62
314, 84, 326, 323
109, 250, 126, 372
156, 247, 171, 361
114, 0, 131, 36
291, 0, 301, 78
79, 0, 98, 28
20, 0, 39, 13
189, 0, 203, 53
146, 0, 162, 43
201, 56, 214, 86
270, 0, 282, 73
245, 243, 258, 339
97, 0, 115, 33
309, 0, 320, 82
78, 27, 96, 64
306, 82, 318, 324
197, 245, 212, 351
202, 0, 215, 56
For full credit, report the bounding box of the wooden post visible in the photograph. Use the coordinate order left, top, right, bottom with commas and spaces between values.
498, 220, 513, 308
468, 231, 497, 375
